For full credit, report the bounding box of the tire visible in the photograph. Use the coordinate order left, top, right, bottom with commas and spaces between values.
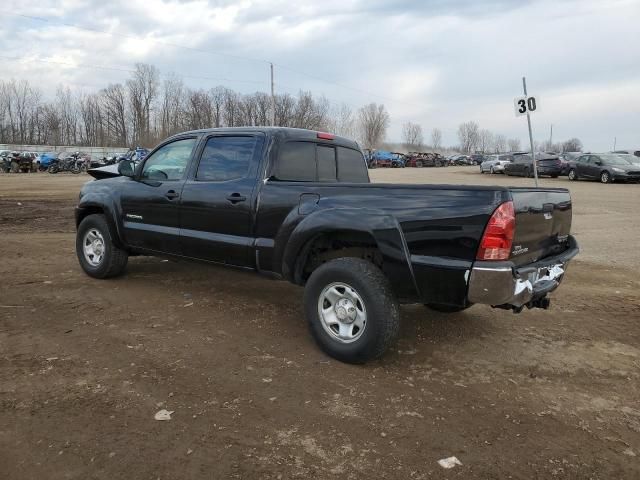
523, 167, 530, 178
600, 171, 611, 184
304, 258, 400, 364
48, 164, 59, 174
76, 214, 128, 279
490, 166, 495, 174
10, 161, 19, 173
416, 161, 423, 168
425, 303, 472, 313
568, 169, 577, 181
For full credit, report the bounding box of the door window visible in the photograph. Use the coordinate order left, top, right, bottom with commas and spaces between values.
141, 138, 196, 181
196, 136, 259, 181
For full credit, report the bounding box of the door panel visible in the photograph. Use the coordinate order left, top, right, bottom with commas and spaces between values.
120, 137, 197, 254
179, 135, 264, 267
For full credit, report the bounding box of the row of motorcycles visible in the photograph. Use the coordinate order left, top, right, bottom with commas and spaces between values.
47, 153, 88, 174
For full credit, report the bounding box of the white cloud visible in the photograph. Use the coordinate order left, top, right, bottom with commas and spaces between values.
0, 0, 638, 150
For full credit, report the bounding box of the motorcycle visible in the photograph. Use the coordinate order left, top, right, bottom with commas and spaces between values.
48, 154, 84, 174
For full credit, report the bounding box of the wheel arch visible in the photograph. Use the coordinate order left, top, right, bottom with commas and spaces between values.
280, 209, 420, 302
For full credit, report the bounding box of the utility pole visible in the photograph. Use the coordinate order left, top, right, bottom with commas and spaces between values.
613, 136, 617, 151
549, 124, 553, 150
522, 77, 538, 187
270, 63, 276, 127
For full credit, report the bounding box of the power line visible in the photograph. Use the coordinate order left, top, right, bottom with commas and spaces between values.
0, 54, 268, 87
3, 11, 419, 109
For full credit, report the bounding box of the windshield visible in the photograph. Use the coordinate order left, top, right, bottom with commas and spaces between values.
600, 154, 633, 165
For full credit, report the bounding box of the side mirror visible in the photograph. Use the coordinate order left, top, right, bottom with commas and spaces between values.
118, 159, 135, 177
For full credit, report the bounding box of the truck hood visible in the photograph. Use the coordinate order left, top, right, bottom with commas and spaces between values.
88, 164, 120, 180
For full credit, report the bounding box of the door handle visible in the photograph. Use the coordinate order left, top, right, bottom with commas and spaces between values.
165, 190, 179, 200
226, 193, 247, 204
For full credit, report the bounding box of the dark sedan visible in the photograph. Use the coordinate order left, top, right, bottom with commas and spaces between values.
567, 154, 640, 183
504, 153, 562, 178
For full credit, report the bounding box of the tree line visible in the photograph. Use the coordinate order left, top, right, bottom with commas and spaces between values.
0, 62, 582, 154
0, 63, 391, 150
402, 120, 582, 154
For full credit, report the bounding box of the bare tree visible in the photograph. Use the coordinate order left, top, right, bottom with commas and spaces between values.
127, 63, 159, 145
493, 134, 507, 153
101, 83, 128, 146
274, 93, 295, 127
358, 103, 389, 149
562, 138, 583, 152
327, 103, 356, 139
507, 138, 522, 152
478, 129, 494, 153
402, 122, 423, 151
431, 128, 442, 151
457, 121, 480, 154
158, 75, 185, 138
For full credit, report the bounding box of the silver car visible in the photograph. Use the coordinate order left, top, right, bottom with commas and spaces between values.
480, 154, 513, 174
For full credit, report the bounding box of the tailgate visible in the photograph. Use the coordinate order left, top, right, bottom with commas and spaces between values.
509, 188, 572, 266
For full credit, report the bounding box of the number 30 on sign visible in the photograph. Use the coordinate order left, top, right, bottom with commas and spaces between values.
513, 95, 539, 117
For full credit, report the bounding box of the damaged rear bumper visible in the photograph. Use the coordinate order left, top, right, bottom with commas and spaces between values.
467, 236, 579, 309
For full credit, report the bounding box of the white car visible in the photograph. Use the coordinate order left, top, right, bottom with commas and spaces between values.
480, 154, 513, 174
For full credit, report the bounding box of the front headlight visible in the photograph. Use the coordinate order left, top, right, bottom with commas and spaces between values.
612, 167, 625, 173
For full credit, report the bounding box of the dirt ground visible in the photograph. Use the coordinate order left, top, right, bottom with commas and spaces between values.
1, 168, 639, 479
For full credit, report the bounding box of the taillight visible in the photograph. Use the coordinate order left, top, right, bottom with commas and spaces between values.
476, 201, 515, 260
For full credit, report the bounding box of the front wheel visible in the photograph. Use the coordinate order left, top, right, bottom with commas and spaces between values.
600, 171, 611, 184
76, 214, 128, 279
568, 169, 577, 180
48, 164, 59, 174
304, 258, 400, 364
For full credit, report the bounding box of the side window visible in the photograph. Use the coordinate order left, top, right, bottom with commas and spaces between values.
337, 147, 368, 183
196, 136, 259, 182
317, 145, 337, 182
275, 141, 315, 181
141, 138, 196, 181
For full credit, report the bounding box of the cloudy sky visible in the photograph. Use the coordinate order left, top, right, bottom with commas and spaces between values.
1, 0, 638, 150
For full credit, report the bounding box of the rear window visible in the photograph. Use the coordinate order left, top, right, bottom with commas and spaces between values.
275, 142, 367, 183
337, 147, 368, 182
317, 145, 337, 182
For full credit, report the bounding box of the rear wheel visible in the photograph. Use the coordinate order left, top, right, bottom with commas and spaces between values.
568, 169, 577, 180
304, 258, 400, 364
425, 303, 472, 313
600, 171, 611, 184
76, 214, 128, 279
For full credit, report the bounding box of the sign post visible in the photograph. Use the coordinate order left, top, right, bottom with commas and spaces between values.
514, 77, 539, 187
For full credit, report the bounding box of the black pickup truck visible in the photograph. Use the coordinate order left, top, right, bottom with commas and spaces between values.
76, 127, 579, 363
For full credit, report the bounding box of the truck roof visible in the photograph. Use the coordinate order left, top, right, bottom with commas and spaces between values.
175, 127, 360, 150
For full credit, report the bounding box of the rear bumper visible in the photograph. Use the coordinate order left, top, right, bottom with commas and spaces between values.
467, 235, 579, 308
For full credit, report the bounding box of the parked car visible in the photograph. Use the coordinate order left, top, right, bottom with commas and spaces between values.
480, 154, 513, 174
405, 152, 446, 167
76, 127, 579, 363
613, 149, 640, 159
469, 154, 486, 166
504, 153, 562, 178
452, 155, 472, 166
390, 152, 406, 168
5, 151, 37, 173
0, 150, 11, 172
559, 152, 582, 175
366, 150, 394, 168
567, 153, 640, 183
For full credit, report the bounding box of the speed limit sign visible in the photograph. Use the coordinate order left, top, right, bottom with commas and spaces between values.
514, 95, 539, 117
